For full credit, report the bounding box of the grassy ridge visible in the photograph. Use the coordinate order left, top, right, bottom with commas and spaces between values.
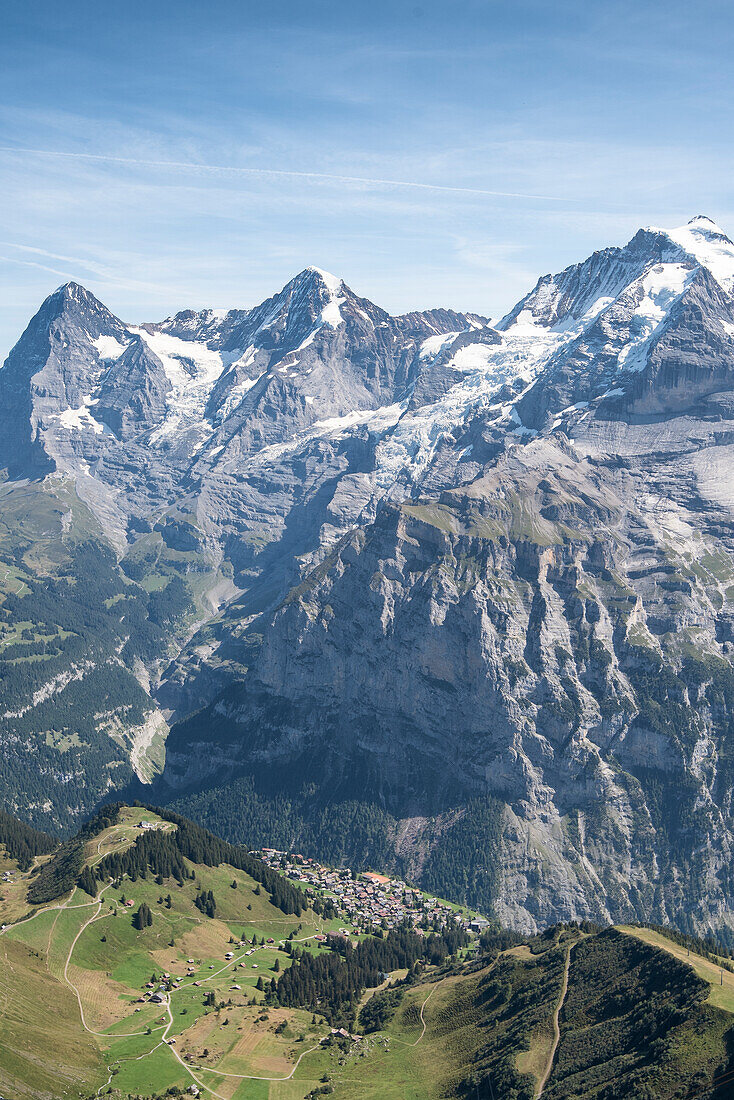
311, 928, 734, 1100
546, 929, 734, 1099
3, 806, 734, 1099
619, 925, 734, 1013
1, 808, 352, 1099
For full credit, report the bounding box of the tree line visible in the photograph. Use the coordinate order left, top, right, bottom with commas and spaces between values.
274, 923, 468, 1025
26, 803, 121, 903
0, 806, 57, 871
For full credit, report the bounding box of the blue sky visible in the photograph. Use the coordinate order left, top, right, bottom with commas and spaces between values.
2, 0, 734, 358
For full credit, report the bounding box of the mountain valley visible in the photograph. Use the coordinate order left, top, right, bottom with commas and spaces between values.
4, 218, 734, 941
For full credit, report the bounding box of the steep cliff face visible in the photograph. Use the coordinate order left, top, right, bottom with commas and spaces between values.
0, 268, 485, 827
165, 436, 734, 934
161, 217, 734, 936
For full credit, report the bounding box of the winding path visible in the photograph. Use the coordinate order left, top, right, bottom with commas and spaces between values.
388, 979, 443, 1048
536, 945, 572, 1099
415, 982, 438, 1045
62, 885, 167, 1039
4, 825, 331, 1100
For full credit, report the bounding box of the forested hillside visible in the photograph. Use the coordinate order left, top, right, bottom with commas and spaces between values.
0, 526, 196, 833
0, 807, 57, 870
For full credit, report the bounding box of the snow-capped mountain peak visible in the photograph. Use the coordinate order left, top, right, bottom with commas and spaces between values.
157, 267, 348, 349
52, 279, 93, 300
654, 215, 734, 293
302, 265, 344, 293
497, 216, 734, 340
281, 266, 346, 329
684, 214, 730, 236
496, 226, 672, 334
38, 280, 127, 335
6, 215, 734, 534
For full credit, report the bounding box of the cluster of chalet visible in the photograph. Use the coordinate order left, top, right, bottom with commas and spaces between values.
321, 1026, 362, 1045
0, 869, 14, 931
134, 940, 288, 1009
259, 850, 490, 935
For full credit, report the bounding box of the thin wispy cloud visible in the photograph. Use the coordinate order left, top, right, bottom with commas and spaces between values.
1, 0, 733, 361
0, 241, 200, 298
0, 254, 73, 280
1, 241, 118, 276
0, 146, 577, 204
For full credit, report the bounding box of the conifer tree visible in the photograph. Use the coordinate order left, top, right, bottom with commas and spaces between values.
132, 901, 153, 929
77, 864, 98, 897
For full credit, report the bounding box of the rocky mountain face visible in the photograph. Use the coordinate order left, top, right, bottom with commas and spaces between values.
0, 267, 486, 826
5, 217, 734, 938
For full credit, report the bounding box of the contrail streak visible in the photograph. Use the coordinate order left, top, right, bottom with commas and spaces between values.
0, 145, 574, 203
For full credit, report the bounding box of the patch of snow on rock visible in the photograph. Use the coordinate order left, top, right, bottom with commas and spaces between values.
616, 263, 693, 372
51, 395, 115, 437
419, 332, 460, 359
92, 335, 128, 360
129, 327, 236, 441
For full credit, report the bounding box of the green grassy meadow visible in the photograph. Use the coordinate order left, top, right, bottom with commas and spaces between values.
3, 806, 734, 1100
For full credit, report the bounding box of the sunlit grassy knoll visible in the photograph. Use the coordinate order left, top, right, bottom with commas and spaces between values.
618, 925, 734, 1013
505, 943, 534, 960
85, 805, 174, 865
88, 850, 317, 935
